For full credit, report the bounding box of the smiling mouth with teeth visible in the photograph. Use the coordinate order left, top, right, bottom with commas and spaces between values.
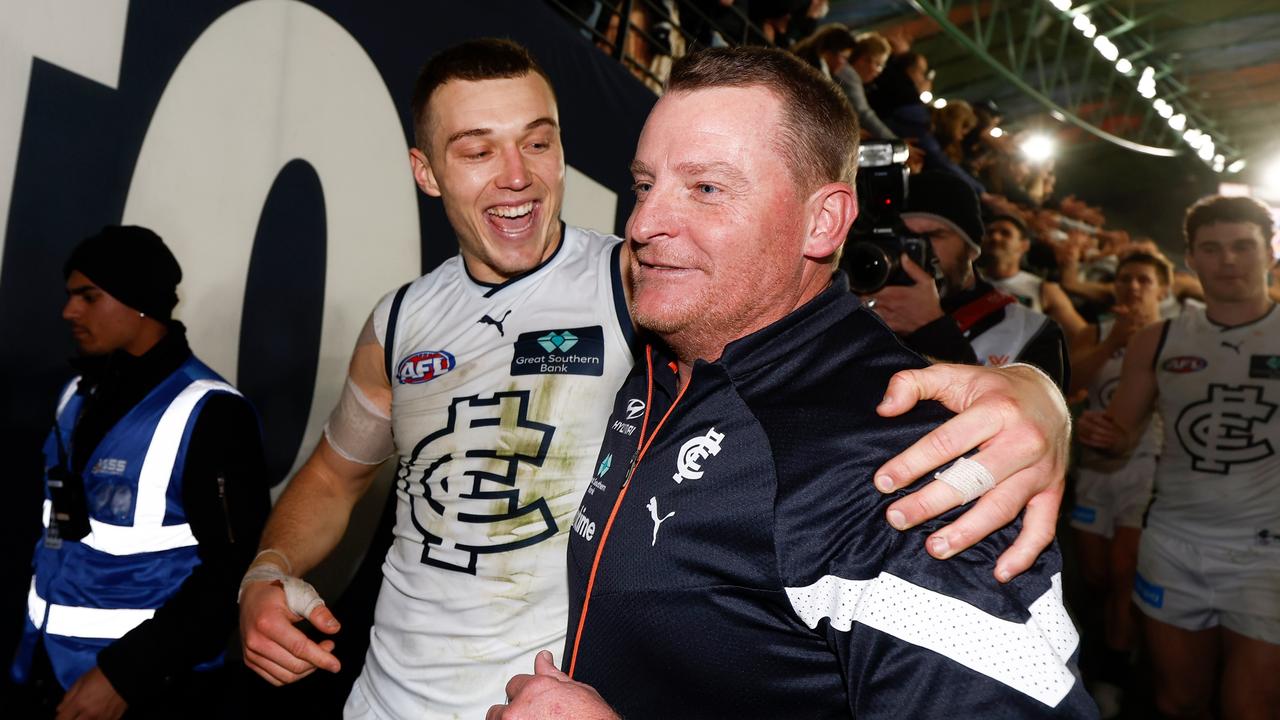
488, 201, 535, 219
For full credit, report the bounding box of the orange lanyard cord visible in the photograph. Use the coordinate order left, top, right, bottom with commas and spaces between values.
568, 345, 688, 677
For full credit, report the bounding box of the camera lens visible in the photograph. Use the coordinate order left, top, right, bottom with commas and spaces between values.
845, 242, 893, 294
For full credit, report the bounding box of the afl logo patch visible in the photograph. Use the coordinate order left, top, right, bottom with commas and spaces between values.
398, 350, 456, 384
1162, 356, 1207, 373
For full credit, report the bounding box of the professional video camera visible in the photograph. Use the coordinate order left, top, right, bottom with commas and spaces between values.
841, 140, 941, 294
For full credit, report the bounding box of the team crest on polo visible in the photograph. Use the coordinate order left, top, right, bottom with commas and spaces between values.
511, 325, 605, 376
398, 390, 558, 574
1174, 383, 1276, 473
398, 350, 456, 384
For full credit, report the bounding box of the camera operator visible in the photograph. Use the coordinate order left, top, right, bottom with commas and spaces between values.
860, 170, 1069, 389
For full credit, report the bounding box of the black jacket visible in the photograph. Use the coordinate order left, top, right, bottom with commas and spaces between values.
564, 276, 1094, 718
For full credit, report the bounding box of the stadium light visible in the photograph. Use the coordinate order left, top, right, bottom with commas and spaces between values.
1263, 158, 1280, 193
990, 127, 1005, 138
920, 91, 933, 104
1093, 36, 1119, 62
1227, 159, 1247, 174
1049, 0, 1072, 11
1168, 113, 1186, 131
933, 97, 948, 109
1022, 133, 1056, 163
1115, 58, 1133, 74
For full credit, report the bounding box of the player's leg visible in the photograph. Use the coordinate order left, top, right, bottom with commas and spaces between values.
1107, 528, 1141, 650
1220, 626, 1280, 719
1142, 616, 1218, 719
1134, 529, 1219, 719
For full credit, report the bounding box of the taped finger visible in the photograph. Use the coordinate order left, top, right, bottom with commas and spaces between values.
282, 575, 326, 618
875, 410, 999, 493
934, 456, 996, 504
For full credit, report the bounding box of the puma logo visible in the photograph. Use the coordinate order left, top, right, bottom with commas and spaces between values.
647, 496, 675, 546
478, 310, 512, 337
1222, 339, 1245, 354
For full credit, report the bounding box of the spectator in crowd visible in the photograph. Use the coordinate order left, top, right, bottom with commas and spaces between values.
13, 226, 270, 719
981, 213, 1090, 350
962, 98, 1003, 176
495, 46, 1092, 720
1067, 252, 1171, 717
791, 22, 856, 78
1078, 195, 1280, 720
863, 171, 1069, 388
933, 98, 977, 164
678, 0, 752, 47
834, 31, 896, 140
867, 52, 985, 194
784, 0, 831, 45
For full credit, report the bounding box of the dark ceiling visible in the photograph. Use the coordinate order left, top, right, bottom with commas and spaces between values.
829, 0, 1280, 199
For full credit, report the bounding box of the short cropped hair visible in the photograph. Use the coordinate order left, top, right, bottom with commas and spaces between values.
1183, 195, 1275, 251
666, 47, 858, 192
851, 32, 892, 63
987, 213, 1029, 240
1116, 251, 1173, 287
411, 38, 554, 155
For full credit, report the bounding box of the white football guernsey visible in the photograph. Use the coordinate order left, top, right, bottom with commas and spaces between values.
986, 270, 1044, 312
346, 226, 634, 719
1151, 304, 1280, 548
1079, 318, 1161, 471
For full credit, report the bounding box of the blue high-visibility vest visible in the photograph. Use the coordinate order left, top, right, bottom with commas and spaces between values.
13, 356, 239, 689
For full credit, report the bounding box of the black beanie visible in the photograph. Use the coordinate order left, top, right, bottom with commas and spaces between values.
63, 226, 182, 320
903, 171, 985, 253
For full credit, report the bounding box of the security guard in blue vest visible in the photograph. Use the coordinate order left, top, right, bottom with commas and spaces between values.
12, 226, 270, 719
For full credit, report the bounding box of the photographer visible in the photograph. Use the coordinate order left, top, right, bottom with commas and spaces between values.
861, 171, 1069, 389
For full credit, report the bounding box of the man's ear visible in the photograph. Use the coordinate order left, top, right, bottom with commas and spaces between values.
804, 182, 857, 260
409, 148, 442, 197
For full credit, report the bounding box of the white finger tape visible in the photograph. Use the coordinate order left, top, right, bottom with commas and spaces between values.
282, 576, 326, 618
237, 563, 326, 618
935, 456, 996, 504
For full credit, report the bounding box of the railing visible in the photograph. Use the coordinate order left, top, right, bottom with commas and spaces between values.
545, 0, 773, 93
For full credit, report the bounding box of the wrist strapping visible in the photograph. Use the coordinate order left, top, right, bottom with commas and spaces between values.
239, 556, 325, 618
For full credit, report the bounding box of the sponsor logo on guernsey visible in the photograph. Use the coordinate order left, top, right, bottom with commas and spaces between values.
1133, 572, 1164, 608
1174, 383, 1276, 473
673, 427, 725, 484
1071, 506, 1097, 525
397, 350, 456, 384
90, 458, 127, 476
572, 505, 596, 541
625, 398, 645, 420
589, 454, 611, 495
477, 309, 512, 337
511, 325, 605, 376
1162, 355, 1208, 373
646, 496, 675, 546
1249, 354, 1280, 379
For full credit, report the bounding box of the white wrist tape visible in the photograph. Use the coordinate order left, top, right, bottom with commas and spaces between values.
238, 563, 326, 618
935, 456, 997, 504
